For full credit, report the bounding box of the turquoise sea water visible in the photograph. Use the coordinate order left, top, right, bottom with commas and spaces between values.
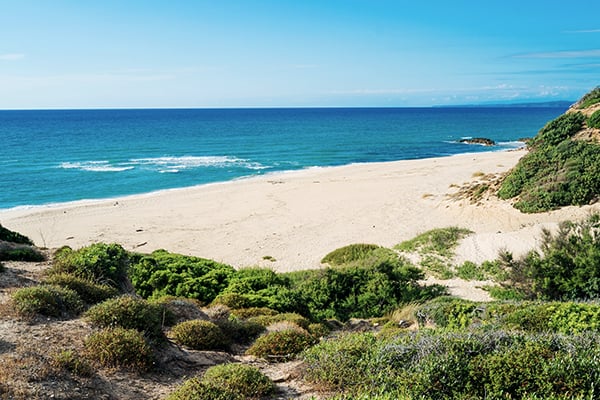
0, 107, 566, 210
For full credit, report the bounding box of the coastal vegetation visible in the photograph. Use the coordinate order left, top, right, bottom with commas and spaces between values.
499, 87, 600, 212
3, 83, 600, 399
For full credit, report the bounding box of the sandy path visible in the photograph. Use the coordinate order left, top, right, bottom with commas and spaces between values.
1, 150, 598, 273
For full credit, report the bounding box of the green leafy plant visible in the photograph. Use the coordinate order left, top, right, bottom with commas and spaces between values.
84, 327, 154, 372
0, 242, 45, 262
169, 320, 227, 350
201, 363, 274, 399
165, 377, 241, 400
11, 285, 84, 317
51, 350, 94, 377
497, 104, 600, 213
321, 243, 382, 266
578, 86, 600, 109
0, 224, 34, 245
395, 227, 472, 258
50, 243, 130, 289
499, 215, 600, 300
588, 109, 600, 129
129, 249, 234, 303
246, 328, 316, 360
84, 295, 168, 341
43, 273, 119, 305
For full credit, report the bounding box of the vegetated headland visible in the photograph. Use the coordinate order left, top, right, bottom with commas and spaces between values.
1, 86, 600, 399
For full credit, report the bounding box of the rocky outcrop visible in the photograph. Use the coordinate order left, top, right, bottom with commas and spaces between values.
459, 137, 496, 146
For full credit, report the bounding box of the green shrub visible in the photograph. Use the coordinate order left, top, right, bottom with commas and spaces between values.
150, 296, 206, 325
292, 249, 444, 321
85, 295, 168, 340
456, 260, 486, 280
169, 320, 227, 350
229, 307, 278, 319
201, 363, 274, 399
51, 243, 130, 289
321, 243, 382, 266
246, 329, 316, 360
51, 350, 94, 377
500, 215, 600, 300
303, 332, 379, 391
214, 318, 265, 344
84, 327, 154, 372
165, 377, 241, 400
0, 224, 34, 245
588, 109, 600, 129
43, 273, 119, 305
12, 284, 84, 317
416, 297, 480, 329
395, 227, 472, 257
497, 107, 600, 213
308, 322, 331, 338
247, 312, 310, 329
129, 249, 234, 303
0, 242, 45, 262
578, 86, 600, 109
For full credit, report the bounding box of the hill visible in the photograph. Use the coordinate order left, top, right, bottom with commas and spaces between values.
498, 86, 600, 212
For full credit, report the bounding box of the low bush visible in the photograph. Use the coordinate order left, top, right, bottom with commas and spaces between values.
246, 329, 316, 361
456, 260, 486, 280
165, 377, 241, 400
395, 227, 472, 258
415, 297, 480, 329
43, 273, 119, 305
84, 327, 154, 372
201, 363, 274, 399
588, 109, 600, 129
11, 285, 84, 318
304, 330, 600, 399
499, 214, 600, 300
321, 243, 381, 266
169, 320, 227, 350
214, 318, 265, 344
578, 86, 600, 109
51, 243, 130, 290
150, 296, 206, 325
0, 224, 34, 245
229, 307, 278, 319
84, 295, 168, 341
51, 350, 94, 377
303, 332, 379, 391
130, 249, 234, 303
0, 242, 45, 262
248, 312, 310, 329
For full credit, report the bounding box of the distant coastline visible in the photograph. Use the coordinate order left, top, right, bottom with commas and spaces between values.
435, 100, 573, 109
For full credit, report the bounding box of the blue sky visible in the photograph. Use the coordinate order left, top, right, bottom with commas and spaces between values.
1, 0, 599, 108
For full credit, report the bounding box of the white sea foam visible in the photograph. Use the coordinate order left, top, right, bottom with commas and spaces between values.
59, 155, 268, 173
59, 161, 134, 172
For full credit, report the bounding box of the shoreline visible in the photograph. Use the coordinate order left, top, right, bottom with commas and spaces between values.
0, 148, 521, 214
2, 149, 598, 277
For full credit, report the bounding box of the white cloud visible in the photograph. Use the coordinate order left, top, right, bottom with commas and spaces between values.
0, 53, 25, 61
515, 49, 600, 59
564, 29, 600, 34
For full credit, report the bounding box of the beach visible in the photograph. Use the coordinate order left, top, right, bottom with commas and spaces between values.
2, 149, 598, 275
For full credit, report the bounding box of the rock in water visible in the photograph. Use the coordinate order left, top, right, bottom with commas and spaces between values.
459, 137, 496, 146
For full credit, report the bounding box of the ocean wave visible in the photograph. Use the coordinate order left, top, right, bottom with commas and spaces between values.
59, 161, 134, 172
130, 155, 268, 170
58, 155, 268, 173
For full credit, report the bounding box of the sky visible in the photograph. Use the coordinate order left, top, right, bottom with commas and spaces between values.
0, 0, 599, 108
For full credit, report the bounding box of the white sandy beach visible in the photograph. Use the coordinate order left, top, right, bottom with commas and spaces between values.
1, 150, 598, 279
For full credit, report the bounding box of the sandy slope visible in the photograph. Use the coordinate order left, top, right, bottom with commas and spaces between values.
1, 150, 598, 276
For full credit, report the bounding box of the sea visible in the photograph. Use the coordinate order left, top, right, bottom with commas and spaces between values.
0, 107, 567, 210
